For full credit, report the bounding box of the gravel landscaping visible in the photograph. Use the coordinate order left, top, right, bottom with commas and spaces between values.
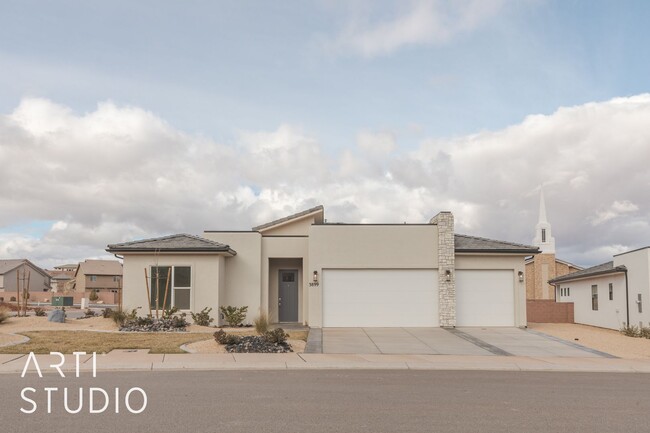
529, 322, 650, 359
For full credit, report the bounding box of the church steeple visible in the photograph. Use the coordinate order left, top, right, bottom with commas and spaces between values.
532, 186, 555, 254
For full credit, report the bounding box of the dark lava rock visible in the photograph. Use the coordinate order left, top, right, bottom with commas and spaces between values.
225, 335, 293, 353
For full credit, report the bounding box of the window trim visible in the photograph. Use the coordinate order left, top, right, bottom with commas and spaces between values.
149, 265, 193, 311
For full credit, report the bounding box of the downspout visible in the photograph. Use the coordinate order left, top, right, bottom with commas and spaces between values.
624, 269, 630, 327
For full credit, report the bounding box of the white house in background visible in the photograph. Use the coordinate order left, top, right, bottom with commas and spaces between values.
550, 246, 650, 330
107, 205, 539, 328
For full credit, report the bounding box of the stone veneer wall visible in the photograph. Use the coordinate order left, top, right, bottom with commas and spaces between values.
430, 212, 455, 327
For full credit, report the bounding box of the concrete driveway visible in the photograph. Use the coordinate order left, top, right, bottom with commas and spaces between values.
319, 327, 613, 358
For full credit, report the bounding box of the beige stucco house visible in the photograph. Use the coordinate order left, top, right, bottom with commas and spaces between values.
71, 259, 123, 304
107, 206, 539, 328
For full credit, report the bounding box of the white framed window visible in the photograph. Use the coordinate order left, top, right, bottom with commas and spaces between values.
90, 275, 97, 282
150, 266, 192, 310
113, 276, 121, 282
638, 294, 643, 314
609, 283, 613, 300
591, 285, 598, 311
541, 229, 546, 243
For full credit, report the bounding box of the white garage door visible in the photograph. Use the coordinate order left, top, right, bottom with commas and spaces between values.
322, 269, 438, 327
456, 270, 515, 326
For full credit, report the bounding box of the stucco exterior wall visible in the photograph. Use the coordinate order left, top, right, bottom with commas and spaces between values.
204, 232, 262, 322
456, 254, 527, 327
307, 224, 439, 327
121, 253, 224, 322
556, 274, 627, 330
615, 248, 650, 327
85, 275, 121, 291
526, 254, 582, 300
0, 266, 50, 293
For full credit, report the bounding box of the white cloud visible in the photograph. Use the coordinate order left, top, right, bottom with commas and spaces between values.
2, 94, 650, 269
329, 0, 507, 58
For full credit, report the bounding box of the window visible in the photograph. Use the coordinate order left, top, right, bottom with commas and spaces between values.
567, 287, 570, 296
609, 283, 613, 301
541, 229, 546, 243
591, 285, 598, 311
638, 294, 643, 314
90, 275, 97, 282
113, 276, 120, 282
150, 266, 191, 310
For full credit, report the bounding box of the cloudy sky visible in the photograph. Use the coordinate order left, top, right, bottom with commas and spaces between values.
1, 0, 649, 269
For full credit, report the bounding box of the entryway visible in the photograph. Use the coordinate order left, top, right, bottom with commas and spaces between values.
279, 269, 298, 322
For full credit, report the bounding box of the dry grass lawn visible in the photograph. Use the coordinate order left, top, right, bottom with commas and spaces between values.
0, 331, 211, 354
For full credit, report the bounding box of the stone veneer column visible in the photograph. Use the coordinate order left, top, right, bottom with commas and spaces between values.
430, 212, 455, 327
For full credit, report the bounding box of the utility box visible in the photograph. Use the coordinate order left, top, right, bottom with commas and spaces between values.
51, 296, 74, 307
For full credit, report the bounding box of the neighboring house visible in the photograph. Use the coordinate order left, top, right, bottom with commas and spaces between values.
72, 260, 123, 303
107, 205, 539, 328
550, 246, 650, 330
47, 264, 77, 292
0, 259, 51, 298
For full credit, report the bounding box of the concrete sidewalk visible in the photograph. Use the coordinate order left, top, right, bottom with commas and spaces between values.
1, 351, 649, 374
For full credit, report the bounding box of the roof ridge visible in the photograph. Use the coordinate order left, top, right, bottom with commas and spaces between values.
252, 205, 324, 231
108, 233, 226, 248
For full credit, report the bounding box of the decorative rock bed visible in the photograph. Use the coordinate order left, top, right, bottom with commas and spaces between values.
214, 328, 293, 353
120, 317, 188, 332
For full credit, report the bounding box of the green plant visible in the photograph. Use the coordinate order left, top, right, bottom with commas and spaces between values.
254, 312, 269, 334
264, 328, 288, 344
162, 306, 179, 318
102, 308, 113, 318
33, 307, 46, 317
191, 307, 214, 327
0, 307, 10, 324
111, 310, 127, 326
89, 290, 99, 302
214, 329, 241, 345
621, 324, 640, 337
219, 305, 248, 327
84, 309, 97, 318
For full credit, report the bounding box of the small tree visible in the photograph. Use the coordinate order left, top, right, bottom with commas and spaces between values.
219, 305, 248, 327
89, 290, 99, 302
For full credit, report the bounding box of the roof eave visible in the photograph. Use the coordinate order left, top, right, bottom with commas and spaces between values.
549, 267, 627, 285
455, 249, 540, 254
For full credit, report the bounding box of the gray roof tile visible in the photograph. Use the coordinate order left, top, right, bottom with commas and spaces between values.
455, 234, 539, 253
107, 234, 235, 254
548, 261, 626, 284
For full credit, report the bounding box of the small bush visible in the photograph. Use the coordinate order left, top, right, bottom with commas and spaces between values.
162, 306, 179, 318
621, 324, 640, 337
84, 309, 97, 318
33, 307, 46, 317
10, 297, 16, 302
214, 329, 241, 345
111, 310, 128, 326
0, 307, 10, 324
220, 305, 248, 327
254, 312, 269, 334
102, 308, 113, 318
191, 307, 214, 327
264, 328, 288, 344
89, 290, 99, 302
639, 327, 650, 339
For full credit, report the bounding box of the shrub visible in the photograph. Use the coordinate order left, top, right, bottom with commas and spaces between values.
639, 327, 650, 339
191, 307, 214, 327
33, 307, 46, 317
264, 328, 288, 344
102, 308, 113, 318
254, 312, 269, 334
214, 329, 241, 345
162, 306, 179, 318
84, 308, 97, 318
0, 307, 10, 324
220, 305, 248, 327
621, 324, 640, 337
89, 290, 99, 302
111, 310, 128, 326
10, 297, 16, 302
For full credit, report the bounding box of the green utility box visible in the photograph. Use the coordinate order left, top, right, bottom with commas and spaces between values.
51, 296, 74, 307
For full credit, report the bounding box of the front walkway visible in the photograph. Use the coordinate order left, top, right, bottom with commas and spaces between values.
317, 327, 613, 358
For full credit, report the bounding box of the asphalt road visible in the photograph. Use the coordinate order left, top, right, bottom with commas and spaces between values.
2, 370, 649, 433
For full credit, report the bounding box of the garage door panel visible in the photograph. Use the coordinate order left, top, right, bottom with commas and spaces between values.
456, 270, 514, 327
323, 269, 438, 327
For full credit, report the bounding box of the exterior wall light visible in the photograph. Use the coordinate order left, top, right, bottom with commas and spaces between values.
445, 270, 452, 282
313, 271, 319, 283
518, 271, 524, 282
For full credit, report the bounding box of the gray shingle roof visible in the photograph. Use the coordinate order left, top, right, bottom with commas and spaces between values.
548, 261, 626, 284
455, 234, 539, 254
0, 259, 50, 278
106, 234, 236, 255
76, 260, 123, 276
252, 205, 324, 231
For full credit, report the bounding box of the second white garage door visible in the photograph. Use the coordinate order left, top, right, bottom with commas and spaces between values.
322, 269, 438, 327
456, 270, 515, 326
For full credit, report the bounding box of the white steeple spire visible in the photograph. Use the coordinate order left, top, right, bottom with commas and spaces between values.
532, 185, 556, 254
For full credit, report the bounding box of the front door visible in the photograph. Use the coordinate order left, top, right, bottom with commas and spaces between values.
278, 270, 298, 322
